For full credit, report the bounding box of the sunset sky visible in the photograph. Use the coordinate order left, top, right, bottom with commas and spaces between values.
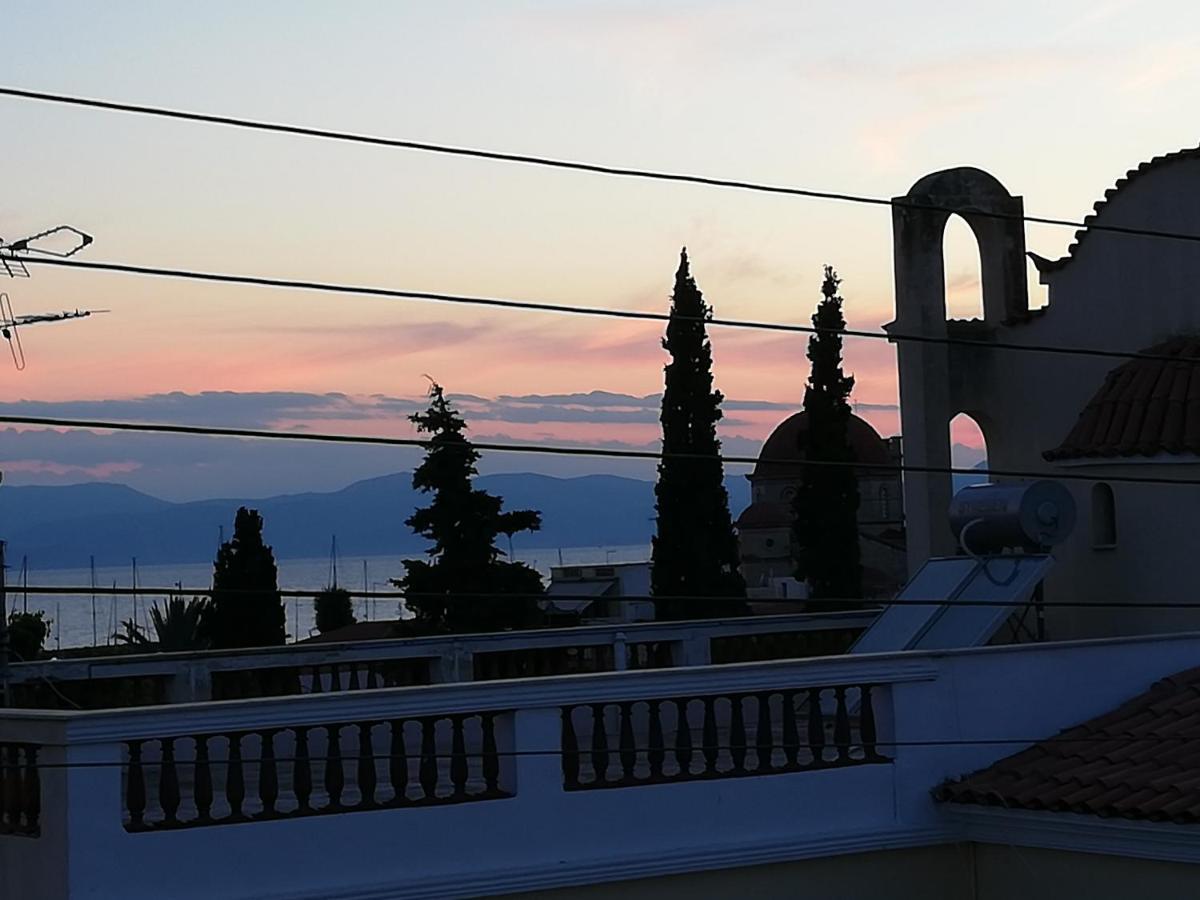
2, 1, 1199, 498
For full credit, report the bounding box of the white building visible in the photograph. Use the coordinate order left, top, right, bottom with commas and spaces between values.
891, 150, 1200, 639
545, 561, 655, 623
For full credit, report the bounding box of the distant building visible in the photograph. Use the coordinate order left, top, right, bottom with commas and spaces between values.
545, 561, 655, 623
735, 411, 906, 599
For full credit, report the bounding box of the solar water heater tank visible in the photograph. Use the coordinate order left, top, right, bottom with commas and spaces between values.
948, 480, 1076, 552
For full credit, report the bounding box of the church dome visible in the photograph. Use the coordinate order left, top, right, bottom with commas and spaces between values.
752, 411, 894, 479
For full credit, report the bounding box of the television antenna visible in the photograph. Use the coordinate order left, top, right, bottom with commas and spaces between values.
0, 224, 106, 370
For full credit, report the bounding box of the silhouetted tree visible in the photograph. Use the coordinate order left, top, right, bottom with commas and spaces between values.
651, 249, 746, 619
202, 507, 287, 648
793, 266, 862, 606
7, 611, 50, 662
314, 587, 356, 635
394, 383, 544, 633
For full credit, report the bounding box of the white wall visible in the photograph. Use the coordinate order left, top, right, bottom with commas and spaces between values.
6, 629, 1200, 899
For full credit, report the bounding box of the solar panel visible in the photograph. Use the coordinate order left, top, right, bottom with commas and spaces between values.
850, 554, 1054, 654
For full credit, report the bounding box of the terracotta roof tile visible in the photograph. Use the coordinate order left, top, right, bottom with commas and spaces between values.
936, 665, 1200, 823
1045, 336, 1200, 461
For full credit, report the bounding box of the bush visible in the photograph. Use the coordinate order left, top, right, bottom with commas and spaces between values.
8, 611, 51, 662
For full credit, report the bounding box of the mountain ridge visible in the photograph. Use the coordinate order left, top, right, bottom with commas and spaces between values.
0, 472, 748, 568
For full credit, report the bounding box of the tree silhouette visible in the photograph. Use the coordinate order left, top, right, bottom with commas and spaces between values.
202, 507, 287, 648
395, 382, 544, 633
793, 266, 862, 606
651, 249, 746, 619
314, 587, 356, 635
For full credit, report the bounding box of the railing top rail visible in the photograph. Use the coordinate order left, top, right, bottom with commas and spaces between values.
6, 627, 1200, 743
7, 610, 878, 682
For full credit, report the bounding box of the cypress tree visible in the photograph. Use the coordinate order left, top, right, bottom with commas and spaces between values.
651, 248, 746, 619
793, 266, 862, 607
203, 507, 287, 648
395, 382, 544, 633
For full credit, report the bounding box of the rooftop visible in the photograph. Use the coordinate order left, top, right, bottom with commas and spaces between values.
937, 664, 1200, 823
1045, 335, 1200, 461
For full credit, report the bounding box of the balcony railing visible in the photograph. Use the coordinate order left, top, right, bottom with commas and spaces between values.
6, 610, 874, 709
6, 630, 1200, 899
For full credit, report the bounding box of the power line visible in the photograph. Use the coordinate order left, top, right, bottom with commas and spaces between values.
4, 86, 1200, 248
0, 413, 1196, 488
18, 255, 1200, 367
13, 584, 1200, 610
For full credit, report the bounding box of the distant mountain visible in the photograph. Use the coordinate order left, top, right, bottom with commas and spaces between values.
0, 473, 751, 568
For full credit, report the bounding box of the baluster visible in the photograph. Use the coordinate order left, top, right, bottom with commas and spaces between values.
324, 725, 344, 809
674, 698, 693, 777
366, 661, 379, 690
619, 703, 637, 782
419, 717, 438, 800
834, 686, 851, 763
450, 716, 468, 798
702, 697, 719, 775
729, 695, 747, 774
5, 745, 22, 831
590, 703, 609, 784
358, 723, 377, 808
348, 665, 361, 692
561, 706, 581, 789
755, 692, 773, 772
808, 687, 826, 766
294, 727, 312, 813
309, 665, 323, 694
259, 730, 279, 817
482, 713, 500, 796
330, 664, 342, 692
227, 733, 246, 820
160, 737, 180, 826
647, 700, 665, 780
194, 735, 213, 822
0, 743, 9, 833
126, 740, 146, 830
389, 720, 409, 804
860, 685, 880, 760
22, 746, 39, 835
782, 691, 800, 769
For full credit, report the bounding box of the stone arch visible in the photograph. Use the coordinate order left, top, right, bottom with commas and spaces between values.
890, 167, 1026, 570
893, 166, 1028, 328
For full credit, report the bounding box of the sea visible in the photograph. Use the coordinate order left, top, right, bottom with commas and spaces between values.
10, 545, 651, 651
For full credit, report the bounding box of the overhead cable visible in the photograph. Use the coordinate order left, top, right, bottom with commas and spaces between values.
4, 86, 1200, 247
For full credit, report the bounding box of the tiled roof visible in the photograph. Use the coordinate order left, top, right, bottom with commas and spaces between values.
936, 666, 1200, 823
1033, 146, 1200, 274
1044, 335, 1200, 461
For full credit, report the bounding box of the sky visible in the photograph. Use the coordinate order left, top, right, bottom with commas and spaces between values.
1, 0, 1199, 498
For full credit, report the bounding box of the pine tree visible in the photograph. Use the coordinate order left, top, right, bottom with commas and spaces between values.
651, 248, 747, 619
314, 588, 356, 635
202, 507, 287, 648
793, 266, 862, 607
395, 382, 544, 633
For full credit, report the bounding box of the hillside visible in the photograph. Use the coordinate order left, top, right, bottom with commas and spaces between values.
0, 473, 750, 567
